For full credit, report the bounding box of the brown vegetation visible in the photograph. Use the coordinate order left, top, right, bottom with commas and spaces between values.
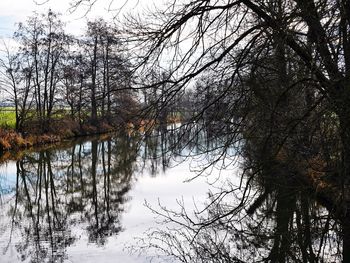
0, 117, 123, 152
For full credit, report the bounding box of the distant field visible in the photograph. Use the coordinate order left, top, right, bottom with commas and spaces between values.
0, 107, 74, 129
0, 107, 16, 129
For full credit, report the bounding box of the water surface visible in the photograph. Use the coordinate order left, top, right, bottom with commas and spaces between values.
0, 131, 234, 263
0, 129, 347, 262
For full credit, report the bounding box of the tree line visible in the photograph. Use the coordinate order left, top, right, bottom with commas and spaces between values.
0, 11, 137, 134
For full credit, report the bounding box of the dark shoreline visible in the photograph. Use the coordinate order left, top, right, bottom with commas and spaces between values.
0, 131, 118, 163
0, 119, 125, 156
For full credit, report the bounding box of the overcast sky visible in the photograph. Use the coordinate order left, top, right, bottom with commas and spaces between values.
0, 0, 148, 37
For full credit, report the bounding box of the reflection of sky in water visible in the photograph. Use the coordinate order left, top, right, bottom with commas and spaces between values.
65, 160, 235, 263
0, 161, 17, 194
0, 137, 238, 263
0, 132, 342, 262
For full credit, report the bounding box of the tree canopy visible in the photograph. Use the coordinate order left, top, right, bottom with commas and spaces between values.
122, 0, 350, 261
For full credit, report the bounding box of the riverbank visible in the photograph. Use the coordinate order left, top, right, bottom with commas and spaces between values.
0, 133, 115, 163
0, 113, 182, 154
0, 118, 119, 153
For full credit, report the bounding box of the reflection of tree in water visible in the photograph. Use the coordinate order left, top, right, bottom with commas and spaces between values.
140, 124, 237, 178
136, 125, 347, 263
4, 127, 348, 262
5, 133, 138, 262
11, 153, 74, 263
141, 176, 344, 262
140, 124, 184, 175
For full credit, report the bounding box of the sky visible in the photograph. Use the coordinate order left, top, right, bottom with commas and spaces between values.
0, 0, 148, 38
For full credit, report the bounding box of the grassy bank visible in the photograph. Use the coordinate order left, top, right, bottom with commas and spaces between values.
0, 133, 114, 163
0, 116, 119, 152
0, 107, 183, 152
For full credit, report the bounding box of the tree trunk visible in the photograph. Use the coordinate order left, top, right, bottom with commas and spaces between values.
91, 35, 98, 123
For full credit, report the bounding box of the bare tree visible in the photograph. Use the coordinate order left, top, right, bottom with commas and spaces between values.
14, 10, 68, 132
0, 42, 34, 131
119, 0, 350, 261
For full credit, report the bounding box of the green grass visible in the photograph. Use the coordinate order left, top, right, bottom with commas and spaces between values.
0, 107, 73, 129
0, 107, 16, 129
0, 107, 110, 129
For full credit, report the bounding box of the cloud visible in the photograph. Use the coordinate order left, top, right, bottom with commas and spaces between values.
0, 0, 161, 37
0, 0, 118, 36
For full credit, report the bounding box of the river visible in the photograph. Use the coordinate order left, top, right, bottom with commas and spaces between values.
0, 127, 346, 262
